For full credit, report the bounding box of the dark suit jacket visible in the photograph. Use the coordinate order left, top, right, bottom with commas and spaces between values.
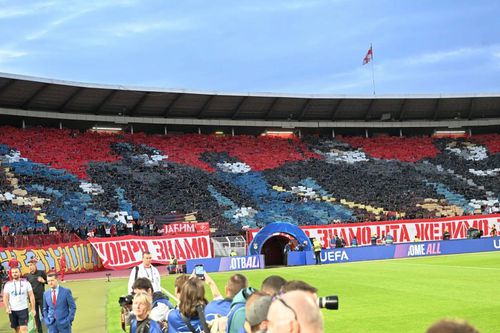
42, 286, 77, 328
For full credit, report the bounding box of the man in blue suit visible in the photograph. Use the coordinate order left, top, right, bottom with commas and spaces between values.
42, 272, 76, 333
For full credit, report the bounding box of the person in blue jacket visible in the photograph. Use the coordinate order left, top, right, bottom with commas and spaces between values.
130, 292, 163, 333
167, 278, 208, 333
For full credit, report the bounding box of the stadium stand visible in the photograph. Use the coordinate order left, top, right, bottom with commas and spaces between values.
0, 126, 499, 236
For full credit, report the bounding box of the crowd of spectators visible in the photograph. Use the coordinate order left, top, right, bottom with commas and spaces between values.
1, 127, 499, 238
122, 261, 481, 333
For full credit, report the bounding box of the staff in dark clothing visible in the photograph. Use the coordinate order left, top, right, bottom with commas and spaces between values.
26, 259, 47, 333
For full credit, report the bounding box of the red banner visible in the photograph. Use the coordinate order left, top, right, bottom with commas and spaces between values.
163, 222, 210, 235
88, 234, 212, 270
248, 214, 500, 248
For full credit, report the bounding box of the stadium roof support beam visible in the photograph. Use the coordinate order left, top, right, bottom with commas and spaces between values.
432, 98, 441, 120
297, 99, 311, 120
467, 98, 475, 120
94, 90, 117, 114
128, 92, 149, 116
197, 95, 216, 118
363, 99, 376, 120
231, 96, 247, 119
0, 79, 16, 96
58, 87, 83, 113
330, 99, 343, 121
163, 93, 182, 118
397, 99, 407, 121
264, 97, 279, 120
21, 83, 48, 109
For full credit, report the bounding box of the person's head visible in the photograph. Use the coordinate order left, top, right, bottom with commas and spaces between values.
267, 290, 323, 333
244, 292, 272, 333
142, 251, 152, 267
174, 274, 190, 299
28, 260, 37, 273
226, 273, 248, 298
132, 292, 152, 321
132, 277, 153, 296
261, 275, 287, 297
179, 278, 208, 318
47, 272, 59, 289
10, 266, 21, 280
426, 319, 480, 333
281, 280, 318, 299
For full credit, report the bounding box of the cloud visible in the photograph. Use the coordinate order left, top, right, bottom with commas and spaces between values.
0, 48, 28, 62
400, 44, 500, 67
0, 2, 57, 19
105, 19, 196, 37
240, 0, 338, 13
22, 1, 141, 41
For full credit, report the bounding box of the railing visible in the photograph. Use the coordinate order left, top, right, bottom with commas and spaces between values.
0, 233, 82, 248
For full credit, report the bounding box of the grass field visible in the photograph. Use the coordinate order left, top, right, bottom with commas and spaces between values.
2, 251, 500, 332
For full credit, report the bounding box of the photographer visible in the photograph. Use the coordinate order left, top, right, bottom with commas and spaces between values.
123, 278, 174, 331
167, 278, 208, 333
131, 292, 163, 333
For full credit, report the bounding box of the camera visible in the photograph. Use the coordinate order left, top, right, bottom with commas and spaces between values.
118, 295, 134, 307
317, 295, 339, 310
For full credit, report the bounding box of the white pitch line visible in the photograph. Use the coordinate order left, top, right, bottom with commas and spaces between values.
389, 262, 500, 271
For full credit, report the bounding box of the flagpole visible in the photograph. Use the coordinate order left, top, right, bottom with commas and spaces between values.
370, 43, 376, 95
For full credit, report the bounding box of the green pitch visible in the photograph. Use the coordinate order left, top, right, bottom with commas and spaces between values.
1, 251, 499, 333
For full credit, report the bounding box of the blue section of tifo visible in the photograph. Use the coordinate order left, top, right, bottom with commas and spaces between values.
7, 160, 79, 182
207, 185, 258, 228
424, 181, 474, 213
116, 188, 139, 218
0, 148, 126, 230
214, 170, 349, 226
299, 178, 354, 220
0, 144, 10, 155
0, 210, 37, 232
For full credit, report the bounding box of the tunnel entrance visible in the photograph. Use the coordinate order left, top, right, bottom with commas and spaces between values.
261, 234, 294, 266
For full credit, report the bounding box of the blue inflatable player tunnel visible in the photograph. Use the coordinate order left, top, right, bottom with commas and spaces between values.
247, 222, 312, 256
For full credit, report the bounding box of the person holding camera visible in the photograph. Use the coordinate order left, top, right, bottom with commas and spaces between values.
167, 278, 208, 333
130, 292, 163, 333
124, 278, 174, 331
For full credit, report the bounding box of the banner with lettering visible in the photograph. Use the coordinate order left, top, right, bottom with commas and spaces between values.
0, 241, 103, 275
287, 237, 500, 266
163, 222, 210, 235
186, 255, 265, 273
88, 234, 212, 270
249, 214, 500, 248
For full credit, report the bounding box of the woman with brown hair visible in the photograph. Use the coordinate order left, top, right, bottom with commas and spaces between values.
167, 278, 208, 333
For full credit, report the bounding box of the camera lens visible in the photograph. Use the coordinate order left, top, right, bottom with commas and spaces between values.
317, 295, 339, 310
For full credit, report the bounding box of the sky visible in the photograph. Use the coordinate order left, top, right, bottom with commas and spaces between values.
1, 0, 500, 96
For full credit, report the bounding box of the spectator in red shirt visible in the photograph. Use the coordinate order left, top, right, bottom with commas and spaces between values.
59, 255, 67, 282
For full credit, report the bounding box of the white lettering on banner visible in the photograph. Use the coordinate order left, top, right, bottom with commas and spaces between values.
229, 256, 260, 270
89, 234, 211, 270
164, 223, 195, 235
322, 251, 349, 263
426, 243, 441, 255
408, 244, 426, 257
494, 239, 500, 249
300, 215, 499, 247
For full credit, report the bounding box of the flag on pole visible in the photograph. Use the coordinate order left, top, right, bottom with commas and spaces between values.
362, 46, 373, 65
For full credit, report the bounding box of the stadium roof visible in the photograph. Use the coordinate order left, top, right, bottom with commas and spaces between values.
0, 72, 499, 129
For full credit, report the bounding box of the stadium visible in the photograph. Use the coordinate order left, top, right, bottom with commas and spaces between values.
0, 71, 499, 333
1, 2, 500, 332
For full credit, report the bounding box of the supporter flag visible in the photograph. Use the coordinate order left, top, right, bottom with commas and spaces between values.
362, 46, 373, 65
